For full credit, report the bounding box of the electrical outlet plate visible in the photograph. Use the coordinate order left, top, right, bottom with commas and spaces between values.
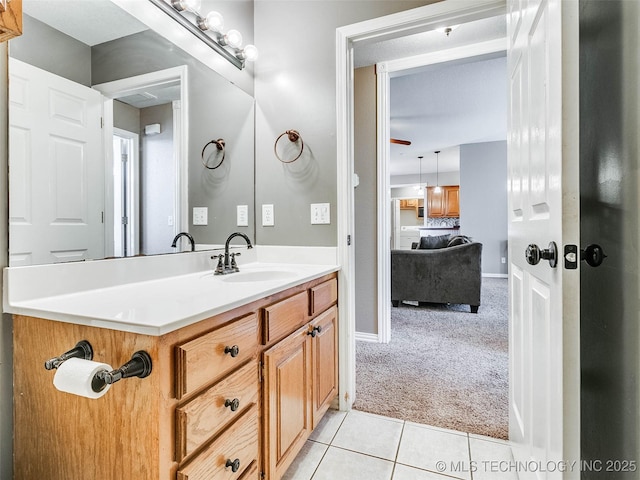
311, 203, 330, 225
262, 204, 274, 226
237, 205, 249, 227
193, 207, 208, 225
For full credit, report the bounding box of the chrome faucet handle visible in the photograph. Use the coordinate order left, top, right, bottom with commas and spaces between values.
230, 252, 241, 272
213, 254, 225, 274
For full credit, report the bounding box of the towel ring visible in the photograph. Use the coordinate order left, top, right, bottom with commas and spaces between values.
274, 130, 304, 163
201, 138, 226, 169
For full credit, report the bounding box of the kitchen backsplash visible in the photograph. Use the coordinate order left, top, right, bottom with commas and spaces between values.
425, 217, 460, 228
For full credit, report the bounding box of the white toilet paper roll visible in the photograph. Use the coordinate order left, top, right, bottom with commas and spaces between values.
53, 357, 113, 399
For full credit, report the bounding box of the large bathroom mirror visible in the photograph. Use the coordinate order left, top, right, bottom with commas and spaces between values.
8, 0, 255, 266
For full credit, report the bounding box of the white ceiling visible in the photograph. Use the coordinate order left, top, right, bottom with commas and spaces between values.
23, 0, 149, 46
355, 14, 507, 178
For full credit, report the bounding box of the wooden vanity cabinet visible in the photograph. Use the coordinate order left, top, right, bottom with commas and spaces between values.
262, 278, 338, 480
0, 0, 22, 42
13, 272, 338, 480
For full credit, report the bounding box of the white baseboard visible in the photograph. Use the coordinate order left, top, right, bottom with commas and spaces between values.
483, 273, 508, 278
355, 331, 380, 343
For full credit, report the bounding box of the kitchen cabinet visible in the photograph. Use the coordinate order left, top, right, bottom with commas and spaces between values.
426, 186, 459, 218
13, 273, 338, 480
0, 0, 22, 42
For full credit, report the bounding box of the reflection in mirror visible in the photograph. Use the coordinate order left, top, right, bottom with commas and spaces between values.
8, 0, 255, 266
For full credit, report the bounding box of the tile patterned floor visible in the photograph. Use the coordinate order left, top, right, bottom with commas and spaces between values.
282, 410, 518, 480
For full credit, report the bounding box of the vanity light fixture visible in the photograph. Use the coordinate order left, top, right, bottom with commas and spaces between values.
433, 151, 442, 194
149, 0, 258, 70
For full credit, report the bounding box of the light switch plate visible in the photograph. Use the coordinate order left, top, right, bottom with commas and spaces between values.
193, 207, 208, 225
311, 203, 330, 224
262, 204, 274, 226
237, 205, 249, 227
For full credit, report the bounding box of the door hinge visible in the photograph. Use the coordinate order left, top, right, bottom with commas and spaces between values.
347, 234, 351, 246
122, 153, 128, 163
258, 361, 263, 383
122, 216, 128, 225
100, 117, 104, 128
260, 471, 265, 479
101, 211, 104, 223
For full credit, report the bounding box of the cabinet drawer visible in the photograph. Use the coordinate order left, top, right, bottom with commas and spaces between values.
175, 313, 259, 399
176, 361, 259, 461
309, 278, 337, 316
177, 405, 259, 480
262, 291, 307, 344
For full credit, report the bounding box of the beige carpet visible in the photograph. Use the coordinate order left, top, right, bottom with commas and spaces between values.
354, 277, 508, 439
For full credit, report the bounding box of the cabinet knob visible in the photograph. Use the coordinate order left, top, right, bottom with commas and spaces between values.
225, 458, 241, 473
306, 326, 322, 338
224, 345, 240, 357
224, 398, 240, 412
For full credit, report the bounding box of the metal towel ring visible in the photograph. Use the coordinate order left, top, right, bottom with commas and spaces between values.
274, 130, 304, 163
201, 138, 226, 169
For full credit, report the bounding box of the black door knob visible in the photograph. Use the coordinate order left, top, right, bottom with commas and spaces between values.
525, 242, 558, 268
581, 244, 607, 267
306, 326, 322, 337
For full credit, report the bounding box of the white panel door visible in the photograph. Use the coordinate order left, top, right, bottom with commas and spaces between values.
507, 1, 579, 479
9, 58, 104, 266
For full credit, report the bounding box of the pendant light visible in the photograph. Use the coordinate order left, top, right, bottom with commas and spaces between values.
433, 150, 442, 193
414, 156, 424, 195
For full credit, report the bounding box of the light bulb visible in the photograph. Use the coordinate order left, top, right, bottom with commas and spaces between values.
434, 186, 442, 194
198, 11, 224, 32
242, 45, 259, 61
184, 0, 201, 12
224, 29, 243, 49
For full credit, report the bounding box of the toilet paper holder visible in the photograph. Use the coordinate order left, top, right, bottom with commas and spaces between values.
45, 341, 152, 393
94, 351, 152, 386
44, 340, 94, 370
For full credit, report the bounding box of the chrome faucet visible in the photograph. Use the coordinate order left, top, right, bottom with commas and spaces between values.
214, 232, 253, 275
171, 232, 195, 252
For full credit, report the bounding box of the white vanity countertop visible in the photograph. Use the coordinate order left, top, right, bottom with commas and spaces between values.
3, 247, 339, 336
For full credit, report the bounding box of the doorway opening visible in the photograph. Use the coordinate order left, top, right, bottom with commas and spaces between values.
93, 66, 188, 258
336, 0, 510, 438
112, 128, 139, 257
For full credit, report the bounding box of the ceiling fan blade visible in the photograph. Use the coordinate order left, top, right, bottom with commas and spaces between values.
390, 138, 411, 145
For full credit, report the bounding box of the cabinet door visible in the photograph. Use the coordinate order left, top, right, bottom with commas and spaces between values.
310, 306, 338, 428
263, 326, 312, 480
444, 186, 460, 217
427, 187, 444, 217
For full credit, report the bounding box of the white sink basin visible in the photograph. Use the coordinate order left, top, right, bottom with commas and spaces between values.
218, 270, 298, 283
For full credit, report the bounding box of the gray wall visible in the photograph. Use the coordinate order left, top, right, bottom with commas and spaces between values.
140, 103, 175, 255
354, 66, 377, 334
254, 0, 434, 247
10, 15, 91, 86
459, 141, 507, 275
114, 100, 140, 134
0, 43, 11, 480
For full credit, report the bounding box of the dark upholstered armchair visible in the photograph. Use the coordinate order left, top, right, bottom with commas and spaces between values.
391, 242, 483, 313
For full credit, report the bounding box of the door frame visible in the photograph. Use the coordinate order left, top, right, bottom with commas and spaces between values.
376, 38, 507, 343
93, 66, 189, 258
336, 0, 507, 410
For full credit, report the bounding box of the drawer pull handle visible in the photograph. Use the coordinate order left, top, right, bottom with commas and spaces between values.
225, 398, 240, 412
224, 345, 240, 357
225, 458, 241, 472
